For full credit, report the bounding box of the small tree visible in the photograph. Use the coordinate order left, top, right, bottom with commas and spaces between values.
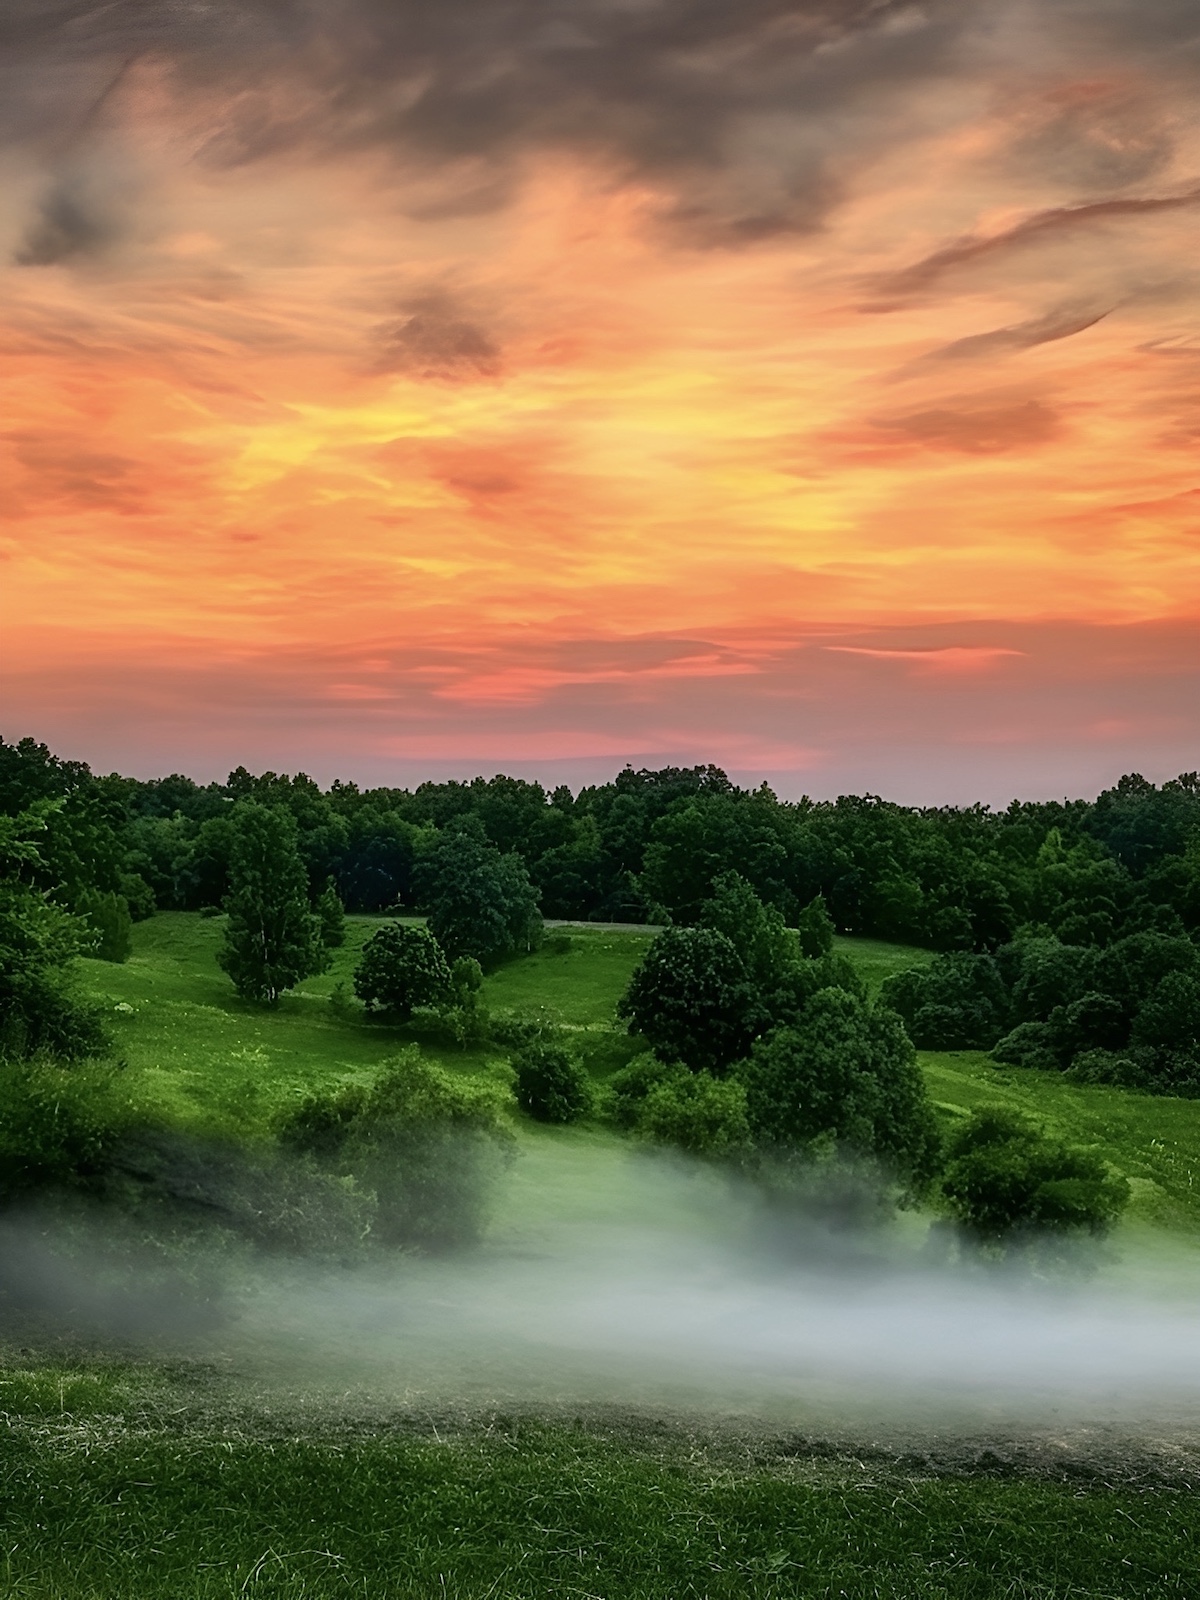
217, 802, 328, 1005
616, 925, 760, 1074
353, 923, 452, 1019
636, 1070, 751, 1158
740, 989, 940, 1188
699, 871, 799, 991
941, 1106, 1129, 1246
76, 889, 133, 963
315, 879, 346, 949
512, 1039, 592, 1124
795, 894, 835, 959
417, 827, 542, 967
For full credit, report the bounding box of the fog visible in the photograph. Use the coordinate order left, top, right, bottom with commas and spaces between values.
7, 1138, 1200, 1441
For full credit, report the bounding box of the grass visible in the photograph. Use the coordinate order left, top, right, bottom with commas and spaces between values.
4, 915, 1195, 1597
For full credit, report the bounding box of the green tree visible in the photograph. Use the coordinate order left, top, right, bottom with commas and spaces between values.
636, 1069, 751, 1158
417, 827, 541, 967
217, 803, 328, 1005
353, 922, 452, 1019
0, 805, 107, 1060
740, 989, 940, 1187
617, 926, 761, 1074
795, 893, 835, 958
941, 1106, 1129, 1244
76, 888, 133, 963
511, 1039, 592, 1124
315, 879, 346, 949
699, 871, 799, 991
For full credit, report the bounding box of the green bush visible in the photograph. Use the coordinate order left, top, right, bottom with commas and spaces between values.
603, 1052, 679, 1130
353, 923, 452, 1019
636, 1070, 750, 1158
279, 1050, 515, 1251
0, 1057, 129, 1206
940, 1106, 1130, 1246
315, 880, 346, 949
512, 1040, 592, 1124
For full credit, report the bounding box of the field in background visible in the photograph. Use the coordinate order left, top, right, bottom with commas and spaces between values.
76, 914, 1200, 1243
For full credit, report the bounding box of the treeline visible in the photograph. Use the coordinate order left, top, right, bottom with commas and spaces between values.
3, 735, 1199, 951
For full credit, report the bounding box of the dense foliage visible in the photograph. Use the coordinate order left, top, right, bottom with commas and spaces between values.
5, 736, 1198, 959
353, 922, 453, 1018
940, 1106, 1130, 1245
510, 1039, 592, 1124
883, 931, 1200, 1094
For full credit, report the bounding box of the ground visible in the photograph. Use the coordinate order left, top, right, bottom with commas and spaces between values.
1, 915, 1198, 1598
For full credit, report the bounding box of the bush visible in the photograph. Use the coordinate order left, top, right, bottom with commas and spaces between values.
795, 893, 835, 958
616, 926, 760, 1074
940, 1106, 1130, 1246
879, 953, 1009, 1050
636, 1070, 751, 1158
512, 1040, 592, 1124
278, 1050, 515, 1251
604, 1052, 679, 1130
0, 1057, 129, 1207
353, 923, 452, 1018
991, 1021, 1059, 1072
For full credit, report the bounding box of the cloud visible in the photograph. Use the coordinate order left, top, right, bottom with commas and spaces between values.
868, 399, 1062, 454
878, 187, 1200, 298
15, 179, 113, 265
908, 306, 1111, 369
375, 293, 501, 379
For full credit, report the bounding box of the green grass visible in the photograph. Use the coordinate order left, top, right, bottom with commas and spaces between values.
0, 1378, 1196, 1600
11, 915, 1195, 1598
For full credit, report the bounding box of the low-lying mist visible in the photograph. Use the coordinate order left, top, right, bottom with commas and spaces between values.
6, 1136, 1200, 1439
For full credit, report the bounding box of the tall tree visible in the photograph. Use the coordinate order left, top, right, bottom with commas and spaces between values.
416, 826, 541, 967
217, 803, 328, 1005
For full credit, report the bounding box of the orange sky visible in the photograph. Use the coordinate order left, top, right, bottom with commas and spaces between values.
2, 2, 1198, 799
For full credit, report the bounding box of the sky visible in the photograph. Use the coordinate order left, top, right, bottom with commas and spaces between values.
2, 0, 1198, 803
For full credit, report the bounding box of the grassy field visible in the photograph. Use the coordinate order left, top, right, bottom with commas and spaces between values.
3, 914, 1197, 1598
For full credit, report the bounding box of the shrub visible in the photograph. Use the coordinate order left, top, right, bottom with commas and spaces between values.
512, 1040, 592, 1124
940, 1106, 1130, 1245
991, 1021, 1059, 1072
616, 925, 760, 1074
0, 1057, 129, 1207
795, 893, 836, 958
604, 1052, 679, 1130
353, 923, 452, 1018
279, 1050, 515, 1251
636, 1070, 751, 1158
879, 953, 1009, 1050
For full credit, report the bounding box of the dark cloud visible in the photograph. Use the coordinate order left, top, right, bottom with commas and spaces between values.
376, 294, 501, 379
911, 306, 1111, 369
15, 179, 113, 265
878, 187, 1200, 298
870, 399, 1061, 453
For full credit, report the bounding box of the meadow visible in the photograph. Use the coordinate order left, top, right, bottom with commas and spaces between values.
2, 915, 1198, 1598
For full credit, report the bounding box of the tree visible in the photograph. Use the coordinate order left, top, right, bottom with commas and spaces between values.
940, 1106, 1129, 1244
511, 1039, 592, 1124
739, 989, 940, 1186
880, 952, 1010, 1050
353, 922, 452, 1018
636, 1069, 751, 1158
416, 826, 542, 967
217, 802, 328, 1005
0, 804, 107, 1060
315, 879, 346, 949
795, 893, 835, 958
76, 889, 133, 963
699, 871, 799, 991
616, 926, 761, 1074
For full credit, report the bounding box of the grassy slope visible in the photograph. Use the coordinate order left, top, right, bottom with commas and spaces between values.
4, 916, 1195, 1599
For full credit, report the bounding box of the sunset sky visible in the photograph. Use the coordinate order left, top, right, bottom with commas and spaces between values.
2, 0, 1198, 801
